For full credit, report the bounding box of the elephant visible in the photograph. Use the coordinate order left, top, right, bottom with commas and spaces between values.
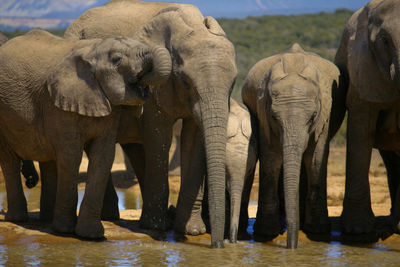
65, 0, 237, 248
0, 32, 40, 189
0, 29, 172, 238
334, 0, 400, 235
242, 43, 345, 248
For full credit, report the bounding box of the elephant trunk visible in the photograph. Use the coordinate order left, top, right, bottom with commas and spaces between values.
282, 135, 306, 249
140, 46, 172, 87
229, 175, 244, 243
199, 94, 229, 248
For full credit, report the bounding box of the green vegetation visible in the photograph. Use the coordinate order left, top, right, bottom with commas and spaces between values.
3, 9, 353, 145
3, 29, 65, 39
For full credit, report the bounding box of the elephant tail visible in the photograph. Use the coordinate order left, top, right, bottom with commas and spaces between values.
21, 160, 39, 189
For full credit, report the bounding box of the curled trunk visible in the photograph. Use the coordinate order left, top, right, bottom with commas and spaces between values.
140, 46, 172, 87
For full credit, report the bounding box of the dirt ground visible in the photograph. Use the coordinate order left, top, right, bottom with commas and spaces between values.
0, 145, 393, 244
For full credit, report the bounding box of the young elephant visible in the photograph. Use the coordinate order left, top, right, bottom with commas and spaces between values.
0, 29, 171, 238
225, 98, 258, 242
242, 43, 345, 248
171, 98, 258, 242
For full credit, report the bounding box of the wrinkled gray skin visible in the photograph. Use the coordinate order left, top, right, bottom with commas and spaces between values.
242, 44, 345, 249
0, 32, 8, 45
166, 99, 257, 242
0, 32, 41, 190
0, 29, 171, 238
65, 0, 237, 248
335, 0, 400, 234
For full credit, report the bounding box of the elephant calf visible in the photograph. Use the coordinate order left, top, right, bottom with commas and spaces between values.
0, 29, 171, 238
242, 43, 345, 248
164, 98, 258, 243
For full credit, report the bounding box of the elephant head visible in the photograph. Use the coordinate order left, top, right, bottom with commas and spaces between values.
258, 48, 331, 248
352, 0, 400, 103
47, 37, 172, 116
134, 10, 237, 248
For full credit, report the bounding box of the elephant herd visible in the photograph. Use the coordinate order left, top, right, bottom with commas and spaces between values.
0, 0, 399, 249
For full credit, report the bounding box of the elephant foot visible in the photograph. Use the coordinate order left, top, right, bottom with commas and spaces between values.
341, 206, 375, 234
303, 214, 331, 235
52, 216, 77, 234
140, 211, 171, 231
303, 222, 331, 234
75, 219, 105, 239
211, 240, 224, 249
5, 208, 28, 222
174, 211, 206, 236
253, 217, 282, 240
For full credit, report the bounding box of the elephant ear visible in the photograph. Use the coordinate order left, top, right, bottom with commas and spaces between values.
133, 10, 194, 50
227, 113, 239, 138
349, 4, 400, 103
47, 42, 112, 117
313, 64, 334, 142
241, 116, 252, 140
256, 75, 272, 144
270, 59, 288, 81
204, 16, 226, 37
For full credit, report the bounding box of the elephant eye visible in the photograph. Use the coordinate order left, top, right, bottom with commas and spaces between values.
111, 55, 123, 66
309, 111, 317, 124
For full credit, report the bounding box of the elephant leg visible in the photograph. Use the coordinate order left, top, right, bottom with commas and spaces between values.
121, 143, 146, 194
302, 132, 330, 234
254, 134, 282, 238
174, 118, 206, 236
238, 166, 256, 235
75, 135, 116, 238
39, 161, 57, 222
101, 175, 119, 221
0, 147, 28, 222
52, 145, 82, 234
21, 160, 39, 189
140, 98, 173, 230
379, 150, 400, 232
341, 105, 377, 234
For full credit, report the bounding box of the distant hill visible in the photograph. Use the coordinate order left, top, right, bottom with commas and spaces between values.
0, 0, 368, 30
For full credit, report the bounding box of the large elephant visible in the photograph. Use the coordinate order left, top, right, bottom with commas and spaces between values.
65, 0, 237, 248
0, 29, 171, 238
242, 43, 345, 248
334, 0, 400, 234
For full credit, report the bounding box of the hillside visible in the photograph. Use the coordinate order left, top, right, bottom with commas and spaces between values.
0, 0, 366, 30
0, 0, 366, 19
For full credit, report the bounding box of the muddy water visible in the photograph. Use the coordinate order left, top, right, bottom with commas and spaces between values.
0, 187, 399, 266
